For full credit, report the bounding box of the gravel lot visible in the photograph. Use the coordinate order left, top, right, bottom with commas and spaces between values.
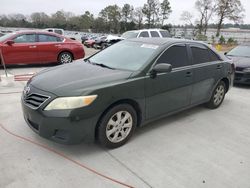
1, 46, 250, 188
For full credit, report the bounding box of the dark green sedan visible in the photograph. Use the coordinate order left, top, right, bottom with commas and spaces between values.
21, 38, 234, 148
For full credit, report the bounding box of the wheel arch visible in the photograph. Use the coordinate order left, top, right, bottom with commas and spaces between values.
58, 50, 75, 61
221, 77, 230, 92
95, 98, 142, 139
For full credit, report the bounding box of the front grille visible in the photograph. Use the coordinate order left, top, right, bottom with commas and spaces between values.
24, 93, 50, 109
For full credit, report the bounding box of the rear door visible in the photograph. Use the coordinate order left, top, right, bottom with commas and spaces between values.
3, 33, 38, 64
138, 31, 150, 38
150, 31, 160, 38
188, 43, 223, 104
145, 44, 194, 119
36, 34, 64, 63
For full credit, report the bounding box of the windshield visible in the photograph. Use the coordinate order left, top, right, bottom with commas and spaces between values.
0, 33, 15, 42
227, 45, 250, 57
121, 31, 139, 39
89, 41, 159, 71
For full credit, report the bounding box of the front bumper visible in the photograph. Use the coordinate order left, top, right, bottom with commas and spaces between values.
21, 88, 98, 144
234, 71, 250, 85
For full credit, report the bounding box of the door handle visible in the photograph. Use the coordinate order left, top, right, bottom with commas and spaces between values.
29, 45, 37, 48
186, 71, 193, 77
216, 65, 222, 69
55, 44, 62, 47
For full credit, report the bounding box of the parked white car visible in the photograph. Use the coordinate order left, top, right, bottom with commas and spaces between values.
44, 28, 65, 35
121, 29, 171, 39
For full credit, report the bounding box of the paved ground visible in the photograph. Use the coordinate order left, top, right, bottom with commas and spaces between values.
1, 47, 250, 188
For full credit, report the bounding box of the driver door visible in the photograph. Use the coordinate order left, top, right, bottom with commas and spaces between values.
2, 33, 39, 64
145, 44, 194, 119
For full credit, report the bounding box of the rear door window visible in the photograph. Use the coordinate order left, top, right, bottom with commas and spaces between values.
191, 44, 220, 64
209, 50, 221, 61
38, 34, 63, 42
150, 31, 160, 37
139, 31, 149, 38
13, 34, 36, 43
54, 29, 63, 35
160, 31, 170, 38
157, 44, 189, 68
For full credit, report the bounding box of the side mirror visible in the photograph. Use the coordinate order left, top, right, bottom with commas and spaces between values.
150, 63, 172, 78
224, 52, 228, 55
5, 40, 15, 46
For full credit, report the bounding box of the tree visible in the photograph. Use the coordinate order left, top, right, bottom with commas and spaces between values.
160, 0, 172, 25
99, 5, 121, 33
121, 4, 133, 23
121, 4, 134, 31
195, 0, 215, 35
7, 13, 29, 27
134, 7, 144, 29
180, 11, 197, 37
215, 0, 245, 36
51, 10, 67, 28
142, 0, 159, 28
180, 11, 194, 26
93, 17, 109, 33
80, 11, 94, 29
30, 12, 49, 28
219, 35, 226, 44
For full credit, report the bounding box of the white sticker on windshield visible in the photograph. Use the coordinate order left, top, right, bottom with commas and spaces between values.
141, 44, 159, 49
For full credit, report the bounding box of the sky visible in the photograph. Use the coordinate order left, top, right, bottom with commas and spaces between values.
1, 0, 250, 25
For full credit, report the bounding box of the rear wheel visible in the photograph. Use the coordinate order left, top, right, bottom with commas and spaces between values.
206, 81, 226, 109
58, 52, 73, 64
101, 43, 106, 50
97, 104, 137, 148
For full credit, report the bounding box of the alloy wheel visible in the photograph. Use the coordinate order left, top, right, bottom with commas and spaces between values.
106, 111, 133, 143
60, 53, 72, 64
213, 85, 225, 106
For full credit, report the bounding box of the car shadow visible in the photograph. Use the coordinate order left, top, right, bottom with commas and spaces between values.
134, 105, 206, 139
42, 105, 207, 157
233, 83, 250, 89
0, 63, 58, 69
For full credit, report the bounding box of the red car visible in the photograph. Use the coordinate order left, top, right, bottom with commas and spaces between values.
0, 30, 85, 65
84, 37, 96, 48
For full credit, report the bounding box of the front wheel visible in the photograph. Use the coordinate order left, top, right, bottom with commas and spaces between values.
206, 81, 226, 109
58, 52, 73, 64
97, 104, 137, 149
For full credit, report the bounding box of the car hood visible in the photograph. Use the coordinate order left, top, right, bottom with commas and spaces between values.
30, 62, 132, 96
228, 56, 250, 68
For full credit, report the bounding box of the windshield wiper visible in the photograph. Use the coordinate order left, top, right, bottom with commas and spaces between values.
85, 59, 115, 70
85, 59, 93, 64
91, 62, 115, 70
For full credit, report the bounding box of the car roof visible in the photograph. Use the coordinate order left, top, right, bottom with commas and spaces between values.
11, 30, 64, 37
125, 29, 167, 33
127, 38, 202, 46
45, 28, 64, 30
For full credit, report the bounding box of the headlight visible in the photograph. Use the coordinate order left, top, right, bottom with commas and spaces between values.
243, 68, 250, 73
44, 95, 97, 111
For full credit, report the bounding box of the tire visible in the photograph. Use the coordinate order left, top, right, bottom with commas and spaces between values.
58, 52, 73, 64
101, 43, 106, 50
206, 81, 226, 109
97, 104, 137, 149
